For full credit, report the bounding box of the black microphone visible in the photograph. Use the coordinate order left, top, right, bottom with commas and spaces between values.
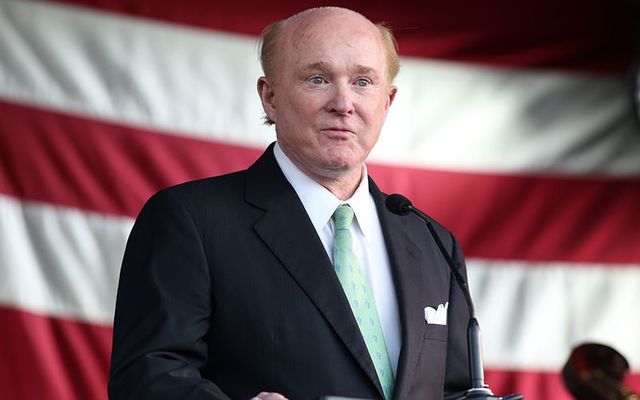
385, 194, 523, 400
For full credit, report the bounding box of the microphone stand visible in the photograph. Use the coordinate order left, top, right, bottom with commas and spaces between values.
386, 194, 523, 400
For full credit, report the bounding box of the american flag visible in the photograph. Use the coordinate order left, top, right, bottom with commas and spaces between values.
1, 0, 639, 399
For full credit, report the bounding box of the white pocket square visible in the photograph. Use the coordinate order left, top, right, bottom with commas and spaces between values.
424, 302, 448, 325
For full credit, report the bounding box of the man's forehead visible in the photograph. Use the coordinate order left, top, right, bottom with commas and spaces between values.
266, 7, 391, 82
283, 14, 384, 57
285, 7, 373, 30
284, 9, 380, 47
300, 61, 381, 77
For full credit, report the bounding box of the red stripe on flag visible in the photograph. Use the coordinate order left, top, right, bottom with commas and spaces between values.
485, 368, 572, 400
0, 99, 260, 218
1, 305, 639, 400
0, 306, 111, 400
368, 163, 640, 264
45, 0, 637, 74
485, 368, 640, 400
2, 100, 639, 263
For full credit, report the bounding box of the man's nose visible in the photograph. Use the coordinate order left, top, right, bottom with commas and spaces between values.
326, 83, 355, 115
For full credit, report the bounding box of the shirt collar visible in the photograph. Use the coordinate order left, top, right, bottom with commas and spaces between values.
273, 142, 375, 240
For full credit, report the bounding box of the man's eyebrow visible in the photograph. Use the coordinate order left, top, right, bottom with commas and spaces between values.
350, 65, 378, 77
300, 62, 331, 73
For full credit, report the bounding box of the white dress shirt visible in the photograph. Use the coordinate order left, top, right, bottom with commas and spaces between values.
273, 143, 401, 375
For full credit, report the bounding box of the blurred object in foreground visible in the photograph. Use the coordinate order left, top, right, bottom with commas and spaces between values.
563, 343, 639, 400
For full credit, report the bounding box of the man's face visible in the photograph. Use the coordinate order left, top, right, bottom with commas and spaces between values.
259, 10, 396, 182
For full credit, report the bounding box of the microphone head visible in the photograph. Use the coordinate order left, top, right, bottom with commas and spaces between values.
385, 193, 412, 216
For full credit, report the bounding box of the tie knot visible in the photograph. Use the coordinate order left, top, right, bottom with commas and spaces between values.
333, 204, 354, 230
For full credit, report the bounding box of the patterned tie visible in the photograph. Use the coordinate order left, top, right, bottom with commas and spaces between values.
332, 204, 394, 400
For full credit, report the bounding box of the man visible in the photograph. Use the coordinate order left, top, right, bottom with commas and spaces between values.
109, 7, 470, 400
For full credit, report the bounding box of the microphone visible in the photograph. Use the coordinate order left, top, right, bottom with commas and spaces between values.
385, 194, 523, 400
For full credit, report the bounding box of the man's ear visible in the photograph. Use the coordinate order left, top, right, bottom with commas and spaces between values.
257, 77, 277, 123
386, 85, 398, 111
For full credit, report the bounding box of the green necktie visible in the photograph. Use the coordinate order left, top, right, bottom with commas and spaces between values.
332, 204, 394, 400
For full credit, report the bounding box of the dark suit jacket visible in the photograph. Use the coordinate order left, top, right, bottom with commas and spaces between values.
109, 144, 470, 400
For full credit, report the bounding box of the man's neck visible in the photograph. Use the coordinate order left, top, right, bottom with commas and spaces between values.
274, 142, 366, 201
305, 168, 363, 201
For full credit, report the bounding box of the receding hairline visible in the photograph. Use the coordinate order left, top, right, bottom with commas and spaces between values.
258, 7, 400, 84
286, 6, 368, 28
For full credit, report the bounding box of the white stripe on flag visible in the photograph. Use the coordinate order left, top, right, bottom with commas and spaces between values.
0, 194, 132, 325
470, 260, 640, 371
379, 59, 640, 175
0, 0, 269, 146
1, 0, 638, 176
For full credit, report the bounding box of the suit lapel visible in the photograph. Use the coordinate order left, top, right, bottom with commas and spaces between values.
245, 145, 384, 397
370, 181, 428, 400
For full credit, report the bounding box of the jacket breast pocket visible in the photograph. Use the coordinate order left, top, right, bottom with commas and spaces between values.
423, 323, 448, 342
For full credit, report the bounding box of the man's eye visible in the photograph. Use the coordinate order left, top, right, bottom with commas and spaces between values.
356, 78, 370, 87
310, 76, 326, 84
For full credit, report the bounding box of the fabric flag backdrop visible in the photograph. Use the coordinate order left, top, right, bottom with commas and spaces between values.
1, 0, 639, 399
